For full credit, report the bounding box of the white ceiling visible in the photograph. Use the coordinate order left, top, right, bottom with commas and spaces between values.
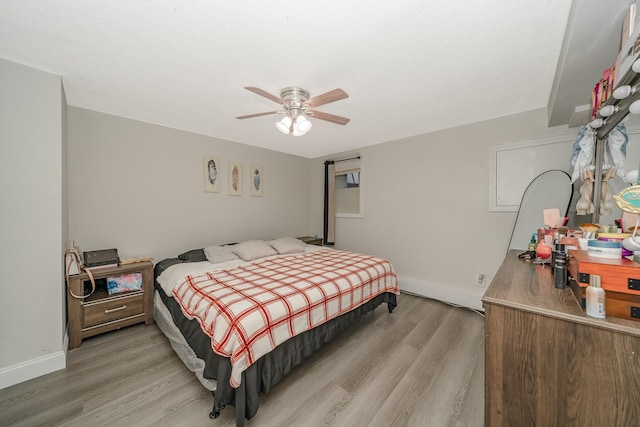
0, 0, 614, 158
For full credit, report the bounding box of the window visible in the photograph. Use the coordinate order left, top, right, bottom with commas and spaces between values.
324, 156, 363, 245
345, 172, 360, 188
333, 158, 362, 218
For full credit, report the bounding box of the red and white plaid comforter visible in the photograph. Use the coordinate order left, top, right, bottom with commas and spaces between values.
172, 249, 399, 387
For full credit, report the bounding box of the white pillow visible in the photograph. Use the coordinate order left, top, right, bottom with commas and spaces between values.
204, 245, 240, 264
269, 237, 305, 254
232, 240, 278, 261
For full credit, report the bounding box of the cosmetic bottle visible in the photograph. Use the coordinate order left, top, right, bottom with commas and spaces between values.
586, 274, 606, 319
551, 243, 565, 276
554, 251, 567, 288
528, 233, 537, 252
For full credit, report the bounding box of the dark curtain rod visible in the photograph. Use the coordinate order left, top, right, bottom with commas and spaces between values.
324, 156, 360, 165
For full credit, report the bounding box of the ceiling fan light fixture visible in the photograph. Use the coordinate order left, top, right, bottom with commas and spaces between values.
295, 115, 312, 133
276, 116, 292, 134
292, 124, 311, 136
239, 86, 350, 135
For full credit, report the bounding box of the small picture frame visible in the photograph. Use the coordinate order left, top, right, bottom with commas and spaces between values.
250, 164, 263, 197
229, 162, 242, 196
203, 156, 220, 193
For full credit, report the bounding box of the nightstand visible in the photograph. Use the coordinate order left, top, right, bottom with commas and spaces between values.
298, 236, 323, 246
66, 261, 154, 349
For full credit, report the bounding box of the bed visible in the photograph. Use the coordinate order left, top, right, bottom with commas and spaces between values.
153, 238, 399, 426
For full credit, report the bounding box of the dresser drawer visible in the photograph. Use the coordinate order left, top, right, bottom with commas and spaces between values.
83, 292, 144, 328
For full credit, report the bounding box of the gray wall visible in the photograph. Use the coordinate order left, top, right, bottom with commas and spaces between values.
310, 108, 580, 309
0, 58, 66, 387
67, 107, 314, 263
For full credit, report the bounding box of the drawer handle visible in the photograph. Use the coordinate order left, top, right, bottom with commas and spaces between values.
104, 305, 127, 314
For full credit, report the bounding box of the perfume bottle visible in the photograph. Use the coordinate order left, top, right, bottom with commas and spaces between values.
586, 275, 606, 319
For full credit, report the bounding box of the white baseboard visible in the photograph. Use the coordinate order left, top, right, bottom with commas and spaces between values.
0, 351, 66, 390
398, 275, 484, 312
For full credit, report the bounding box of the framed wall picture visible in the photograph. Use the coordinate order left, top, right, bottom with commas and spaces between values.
250, 164, 263, 197
229, 162, 242, 196
203, 156, 220, 193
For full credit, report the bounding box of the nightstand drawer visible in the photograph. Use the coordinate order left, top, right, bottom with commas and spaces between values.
83, 293, 144, 328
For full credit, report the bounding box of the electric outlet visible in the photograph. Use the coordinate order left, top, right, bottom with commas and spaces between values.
476, 273, 485, 287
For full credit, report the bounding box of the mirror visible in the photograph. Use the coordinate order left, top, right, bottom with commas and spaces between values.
593, 175, 629, 225
508, 170, 573, 251
569, 121, 640, 229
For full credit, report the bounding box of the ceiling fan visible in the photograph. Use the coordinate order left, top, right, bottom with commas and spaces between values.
236, 86, 350, 136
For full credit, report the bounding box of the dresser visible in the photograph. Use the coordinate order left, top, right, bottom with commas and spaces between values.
482, 250, 640, 426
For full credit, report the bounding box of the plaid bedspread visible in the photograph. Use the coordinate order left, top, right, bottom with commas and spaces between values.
172, 249, 399, 388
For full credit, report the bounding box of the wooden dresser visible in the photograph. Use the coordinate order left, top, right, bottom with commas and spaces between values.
482, 250, 640, 426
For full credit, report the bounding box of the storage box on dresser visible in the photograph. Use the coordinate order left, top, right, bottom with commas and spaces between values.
567, 249, 640, 321
67, 261, 154, 349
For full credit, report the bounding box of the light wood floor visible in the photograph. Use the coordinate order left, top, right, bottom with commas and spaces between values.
0, 293, 485, 427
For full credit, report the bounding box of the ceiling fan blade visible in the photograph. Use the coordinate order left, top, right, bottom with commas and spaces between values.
309, 110, 350, 125
306, 89, 349, 108
236, 111, 279, 119
244, 87, 283, 104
